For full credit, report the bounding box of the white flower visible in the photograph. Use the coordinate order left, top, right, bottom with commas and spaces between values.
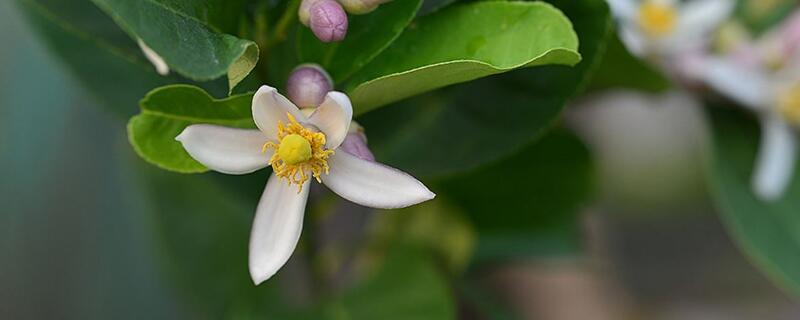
607, 0, 734, 58
137, 38, 169, 76
175, 85, 435, 284
699, 12, 800, 201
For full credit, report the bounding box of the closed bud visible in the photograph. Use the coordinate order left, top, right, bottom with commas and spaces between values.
338, 0, 388, 15
340, 122, 375, 161
300, 0, 348, 42
286, 64, 334, 108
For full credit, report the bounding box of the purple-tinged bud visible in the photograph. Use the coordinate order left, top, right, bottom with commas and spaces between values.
298, 0, 319, 26
338, 0, 388, 14
308, 0, 348, 42
287, 64, 334, 108
340, 125, 375, 161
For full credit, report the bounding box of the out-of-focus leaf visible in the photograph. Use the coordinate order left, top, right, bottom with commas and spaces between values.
417, 0, 458, 16
18, 0, 173, 116
90, 0, 259, 90
344, 1, 582, 114
359, 0, 610, 177
707, 107, 800, 296
737, 0, 797, 34
128, 85, 254, 173
298, 0, 422, 82
440, 129, 593, 261
587, 31, 670, 92
323, 248, 455, 320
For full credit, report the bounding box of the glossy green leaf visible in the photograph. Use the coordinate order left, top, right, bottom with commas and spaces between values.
17, 0, 174, 116
441, 129, 593, 262
587, 31, 670, 92
90, 0, 259, 90
297, 0, 422, 82
344, 1, 582, 114
128, 85, 255, 173
707, 107, 800, 296
358, 0, 610, 177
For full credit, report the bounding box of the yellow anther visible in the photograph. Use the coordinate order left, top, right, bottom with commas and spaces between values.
638, 1, 677, 37
262, 113, 334, 192
779, 85, 800, 126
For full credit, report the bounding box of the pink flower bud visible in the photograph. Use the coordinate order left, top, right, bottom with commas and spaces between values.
307, 0, 348, 42
340, 132, 375, 162
286, 64, 334, 108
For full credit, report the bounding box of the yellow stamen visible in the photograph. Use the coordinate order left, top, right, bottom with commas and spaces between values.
638, 1, 677, 37
262, 113, 334, 192
779, 85, 800, 126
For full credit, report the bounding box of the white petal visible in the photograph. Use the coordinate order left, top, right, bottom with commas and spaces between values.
752, 115, 797, 201
252, 85, 308, 140
137, 39, 169, 76
175, 125, 271, 175
322, 151, 435, 209
309, 91, 353, 149
677, 0, 734, 37
700, 57, 771, 110
618, 25, 648, 58
249, 175, 311, 285
606, 0, 637, 20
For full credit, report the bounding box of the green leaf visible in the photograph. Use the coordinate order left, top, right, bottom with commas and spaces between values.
17, 0, 174, 116
297, 0, 422, 82
587, 31, 671, 92
358, 0, 610, 177
344, 1, 582, 114
90, 0, 259, 90
440, 129, 593, 262
128, 85, 254, 173
324, 248, 456, 320
707, 107, 800, 296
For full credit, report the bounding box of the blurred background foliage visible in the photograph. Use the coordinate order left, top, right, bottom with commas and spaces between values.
3, 0, 800, 319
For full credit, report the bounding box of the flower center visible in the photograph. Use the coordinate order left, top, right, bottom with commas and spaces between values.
277, 134, 312, 165
778, 85, 800, 126
638, 1, 676, 37
263, 113, 334, 191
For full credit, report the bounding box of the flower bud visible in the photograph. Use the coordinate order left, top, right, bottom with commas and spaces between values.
286, 64, 334, 108
338, 0, 389, 15
300, 0, 348, 42
340, 133, 375, 161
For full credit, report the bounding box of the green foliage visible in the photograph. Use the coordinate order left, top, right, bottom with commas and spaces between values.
128, 85, 254, 173
90, 0, 259, 90
587, 31, 671, 92
359, 0, 611, 177
17, 0, 174, 116
298, 0, 423, 83
707, 107, 800, 296
345, 1, 582, 114
441, 129, 593, 261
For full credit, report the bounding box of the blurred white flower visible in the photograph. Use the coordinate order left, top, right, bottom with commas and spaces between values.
176, 85, 435, 284
137, 38, 169, 76
607, 0, 734, 59
699, 11, 800, 201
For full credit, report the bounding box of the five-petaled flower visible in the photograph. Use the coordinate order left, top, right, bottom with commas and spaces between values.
699, 11, 800, 201
176, 85, 435, 284
606, 0, 733, 59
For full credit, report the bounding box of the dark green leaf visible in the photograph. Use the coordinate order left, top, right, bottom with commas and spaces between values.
345, 1, 582, 114
707, 106, 800, 295
128, 85, 254, 173
358, 0, 610, 177
297, 0, 422, 83
587, 31, 671, 92
90, 0, 259, 90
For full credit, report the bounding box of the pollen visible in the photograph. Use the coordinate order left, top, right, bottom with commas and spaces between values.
263, 113, 334, 192
638, 1, 677, 37
779, 85, 800, 126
